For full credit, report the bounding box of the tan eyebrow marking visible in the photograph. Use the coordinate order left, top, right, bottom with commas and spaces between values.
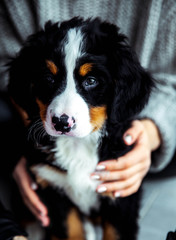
10, 98, 31, 127
46, 60, 58, 75
79, 63, 93, 77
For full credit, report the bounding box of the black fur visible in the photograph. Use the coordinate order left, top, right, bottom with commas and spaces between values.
166, 231, 176, 240
8, 17, 154, 240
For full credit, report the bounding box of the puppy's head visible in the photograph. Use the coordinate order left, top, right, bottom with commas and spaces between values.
8, 17, 154, 138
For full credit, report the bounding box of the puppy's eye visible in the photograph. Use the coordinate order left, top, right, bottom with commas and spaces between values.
83, 77, 98, 90
47, 75, 55, 84
44, 71, 55, 84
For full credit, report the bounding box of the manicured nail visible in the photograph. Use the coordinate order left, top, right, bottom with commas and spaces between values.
31, 182, 38, 190
91, 175, 100, 180
124, 134, 132, 144
96, 165, 106, 171
97, 186, 107, 193
114, 192, 121, 198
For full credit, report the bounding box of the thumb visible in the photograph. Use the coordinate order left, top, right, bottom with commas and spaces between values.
123, 120, 143, 145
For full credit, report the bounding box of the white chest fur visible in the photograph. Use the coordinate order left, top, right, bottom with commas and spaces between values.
33, 132, 101, 215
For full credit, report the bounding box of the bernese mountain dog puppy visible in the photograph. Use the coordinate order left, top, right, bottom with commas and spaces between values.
8, 17, 154, 240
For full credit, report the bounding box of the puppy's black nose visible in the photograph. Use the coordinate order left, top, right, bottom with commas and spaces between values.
52, 114, 75, 133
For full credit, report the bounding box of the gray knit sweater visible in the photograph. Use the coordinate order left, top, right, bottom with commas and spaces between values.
0, 0, 176, 172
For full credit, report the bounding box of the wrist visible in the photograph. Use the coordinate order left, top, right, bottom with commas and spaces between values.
140, 119, 161, 151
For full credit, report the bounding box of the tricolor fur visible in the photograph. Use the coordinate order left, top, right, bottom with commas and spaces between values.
8, 17, 154, 240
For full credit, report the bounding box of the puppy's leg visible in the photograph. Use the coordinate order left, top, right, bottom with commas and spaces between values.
50, 208, 84, 240
103, 222, 120, 240
66, 208, 84, 240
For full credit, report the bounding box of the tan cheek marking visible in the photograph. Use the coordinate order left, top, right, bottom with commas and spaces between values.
90, 106, 107, 132
36, 98, 48, 122
46, 60, 58, 75
79, 63, 93, 76
10, 98, 30, 127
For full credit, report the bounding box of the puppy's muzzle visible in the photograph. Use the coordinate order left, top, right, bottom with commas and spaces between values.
52, 114, 76, 133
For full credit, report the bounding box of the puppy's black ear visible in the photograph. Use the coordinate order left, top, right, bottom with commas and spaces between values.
8, 21, 59, 119
8, 33, 45, 119
8, 52, 38, 119
101, 22, 154, 123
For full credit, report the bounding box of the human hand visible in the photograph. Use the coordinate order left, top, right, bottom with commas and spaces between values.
13, 157, 50, 227
92, 120, 161, 198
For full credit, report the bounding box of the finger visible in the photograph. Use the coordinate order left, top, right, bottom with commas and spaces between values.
16, 171, 48, 215
20, 184, 48, 216
22, 188, 50, 226
97, 144, 149, 171
24, 196, 50, 227
14, 160, 49, 217
96, 172, 142, 193
114, 181, 141, 198
13, 157, 50, 226
15, 172, 49, 225
123, 120, 143, 145
92, 161, 149, 182
116, 145, 150, 171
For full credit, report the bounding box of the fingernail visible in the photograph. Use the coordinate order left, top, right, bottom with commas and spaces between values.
91, 175, 100, 180
31, 182, 38, 190
97, 186, 107, 193
13, 237, 28, 240
124, 134, 132, 144
96, 165, 106, 171
114, 192, 121, 198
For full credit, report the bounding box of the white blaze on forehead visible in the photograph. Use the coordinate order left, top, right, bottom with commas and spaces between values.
61, 27, 85, 110
45, 28, 93, 137
61, 27, 84, 98
64, 28, 84, 78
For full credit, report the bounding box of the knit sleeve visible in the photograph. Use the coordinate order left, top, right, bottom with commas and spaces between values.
0, 0, 39, 91
138, 1, 176, 172
139, 74, 176, 172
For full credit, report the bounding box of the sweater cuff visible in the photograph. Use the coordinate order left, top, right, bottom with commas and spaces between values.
139, 89, 176, 172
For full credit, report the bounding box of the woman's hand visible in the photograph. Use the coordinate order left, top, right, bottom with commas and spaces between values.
92, 119, 161, 198
13, 157, 50, 227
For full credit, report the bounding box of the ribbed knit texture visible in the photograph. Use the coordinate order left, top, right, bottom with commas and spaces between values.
0, 0, 176, 172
